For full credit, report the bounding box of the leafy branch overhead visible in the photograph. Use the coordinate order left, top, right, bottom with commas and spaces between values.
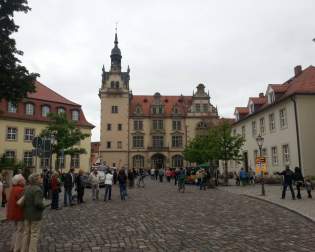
40, 113, 90, 156
0, 0, 39, 103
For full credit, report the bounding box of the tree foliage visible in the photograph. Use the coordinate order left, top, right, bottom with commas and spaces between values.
0, 0, 39, 103
183, 122, 244, 183
40, 113, 90, 169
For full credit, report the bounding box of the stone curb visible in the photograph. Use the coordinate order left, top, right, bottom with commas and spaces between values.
220, 188, 315, 223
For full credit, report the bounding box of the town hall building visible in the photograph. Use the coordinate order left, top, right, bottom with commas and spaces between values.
98, 33, 223, 170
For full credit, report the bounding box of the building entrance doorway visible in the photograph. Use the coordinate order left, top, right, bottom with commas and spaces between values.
151, 153, 165, 169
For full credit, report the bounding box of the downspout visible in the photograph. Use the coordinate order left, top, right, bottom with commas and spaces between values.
291, 95, 302, 170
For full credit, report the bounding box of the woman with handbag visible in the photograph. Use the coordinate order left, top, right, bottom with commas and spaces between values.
7, 174, 26, 252
51, 172, 61, 210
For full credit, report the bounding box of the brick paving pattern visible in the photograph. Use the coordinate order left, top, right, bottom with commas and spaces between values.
1, 179, 315, 251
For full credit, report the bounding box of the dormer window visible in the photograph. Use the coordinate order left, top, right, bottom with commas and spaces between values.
42, 105, 50, 117
25, 103, 34, 116
8, 101, 17, 113
249, 103, 255, 114
57, 107, 65, 114
72, 110, 80, 121
152, 105, 163, 115
268, 91, 275, 104
135, 105, 142, 115
235, 111, 240, 121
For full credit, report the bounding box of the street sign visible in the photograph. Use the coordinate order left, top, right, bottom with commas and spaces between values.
255, 157, 267, 174
32, 137, 43, 148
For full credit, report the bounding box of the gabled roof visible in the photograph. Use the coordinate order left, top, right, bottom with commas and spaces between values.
130, 95, 192, 116
235, 107, 249, 114
234, 65, 315, 124
28, 81, 80, 106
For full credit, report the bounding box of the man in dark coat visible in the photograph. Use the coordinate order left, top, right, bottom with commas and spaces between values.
275, 166, 296, 200
63, 168, 75, 206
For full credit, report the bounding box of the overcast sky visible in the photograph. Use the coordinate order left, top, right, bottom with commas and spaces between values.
14, 0, 315, 141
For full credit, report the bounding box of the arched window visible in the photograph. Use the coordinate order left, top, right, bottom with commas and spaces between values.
72, 110, 79, 121
42, 105, 50, 117
8, 101, 17, 113
133, 155, 144, 169
172, 155, 183, 168
25, 103, 34, 115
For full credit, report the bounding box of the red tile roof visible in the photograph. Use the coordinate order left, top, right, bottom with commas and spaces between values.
235, 107, 249, 114
234, 65, 315, 123
0, 81, 94, 128
29, 81, 80, 106
130, 95, 193, 116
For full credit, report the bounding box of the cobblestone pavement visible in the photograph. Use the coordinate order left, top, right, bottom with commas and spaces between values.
219, 183, 315, 221
1, 180, 315, 252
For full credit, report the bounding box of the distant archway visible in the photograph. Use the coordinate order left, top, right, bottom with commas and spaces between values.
133, 155, 144, 169
151, 153, 165, 169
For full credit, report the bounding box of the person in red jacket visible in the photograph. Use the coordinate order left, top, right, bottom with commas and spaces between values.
51, 172, 61, 210
7, 174, 25, 252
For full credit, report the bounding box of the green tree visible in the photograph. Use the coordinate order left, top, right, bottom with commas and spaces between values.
0, 0, 39, 103
183, 136, 210, 164
40, 113, 90, 171
210, 122, 244, 185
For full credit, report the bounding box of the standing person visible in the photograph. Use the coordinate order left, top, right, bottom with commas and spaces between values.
239, 168, 247, 186
304, 178, 313, 198
128, 169, 135, 188
275, 165, 296, 200
166, 169, 171, 182
174, 168, 180, 185
199, 170, 206, 190
249, 168, 255, 185
63, 168, 75, 207
137, 168, 145, 188
154, 168, 159, 181
293, 167, 304, 199
7, 174, 25, 252
158, 168, 164, 182
178, 168, 186, 193
113, 169, 118, 185
118, 169, 127, 200
104, 170, 113, 201
89, 169, 101, 200
150, 168, 155, 180
22, 173, 45, 252
42, 170, 50, 199
75, 170, 85, 204
0, 174, 3, 209
50, 172, 61, 210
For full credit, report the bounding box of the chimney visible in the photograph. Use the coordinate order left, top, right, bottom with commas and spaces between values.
294, 65, 302, 77
259, 92, 264, 98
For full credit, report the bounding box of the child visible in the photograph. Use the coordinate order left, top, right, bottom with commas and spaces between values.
304, 178, 313, 198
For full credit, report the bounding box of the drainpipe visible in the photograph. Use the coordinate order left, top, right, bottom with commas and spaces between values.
291, 95, 302, 170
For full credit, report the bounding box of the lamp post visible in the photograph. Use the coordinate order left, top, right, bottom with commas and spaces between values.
256, 134, 265, 196
50, 133, 57, 173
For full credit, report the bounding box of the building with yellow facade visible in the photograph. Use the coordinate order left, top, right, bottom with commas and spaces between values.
0, 81, 94, 173
99, 33, 223, 170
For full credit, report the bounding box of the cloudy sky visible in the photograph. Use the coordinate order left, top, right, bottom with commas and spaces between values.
14, 0, 315, 141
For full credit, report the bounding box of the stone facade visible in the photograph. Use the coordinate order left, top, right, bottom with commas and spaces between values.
99, 33, 221, 170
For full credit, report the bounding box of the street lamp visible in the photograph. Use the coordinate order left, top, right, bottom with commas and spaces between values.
256, 134, 265, 196
50, 133, 57, 173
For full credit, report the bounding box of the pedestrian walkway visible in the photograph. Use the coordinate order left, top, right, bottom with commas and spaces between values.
219, 184, 315, 221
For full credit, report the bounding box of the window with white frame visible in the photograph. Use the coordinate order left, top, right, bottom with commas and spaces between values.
5, 150, 16, 161
203, 104, 208, 112
133, 155, 144, 169
57, 107, 65, 114
72, 110, 79, 121
134, 120, 143, 130
269, 113, 276, 132
259, 117, 265, 135
172, 120, 181, 130
271, 146, 278, 165
8, 101, 17, 113
24, 128, 35, 141
7, 127, 17, 141
282, 144, 290, 164
133, 135, 144, 148
70, 154, 80, 168
279, 108, 287, 129
241, 126, 246, 138
252, 121, 257, 136
153, 120, 163, 130
23, 151, 33, 167
42, 105, 50, 117
117, 141, 122, 149
111, 106, 118, 113
25, 103, 34, 115
195, 104, 201, 112
152, 135, 164, 148
172, 135, 183, 148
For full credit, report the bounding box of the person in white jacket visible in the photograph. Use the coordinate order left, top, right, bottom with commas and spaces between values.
104, 170, 113, 201
89, 169, 101, 200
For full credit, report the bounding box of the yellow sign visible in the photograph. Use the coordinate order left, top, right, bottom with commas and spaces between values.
255, 157, 267, 174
